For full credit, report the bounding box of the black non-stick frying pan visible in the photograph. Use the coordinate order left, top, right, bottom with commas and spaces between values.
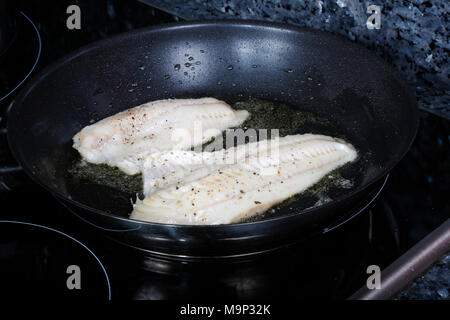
7, 20, 418, 258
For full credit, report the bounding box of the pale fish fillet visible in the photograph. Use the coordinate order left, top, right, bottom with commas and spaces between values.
142, 134, 330, 195
72, 98, 249, 175
131, 134, 357, 225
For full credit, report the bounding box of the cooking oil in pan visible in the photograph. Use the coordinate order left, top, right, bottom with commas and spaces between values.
69, 98, 357, 222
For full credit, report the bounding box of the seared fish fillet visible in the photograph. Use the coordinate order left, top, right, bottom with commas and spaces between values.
72, 98, 249, 175
131, 134, 357, 225
142, 134, 325, 195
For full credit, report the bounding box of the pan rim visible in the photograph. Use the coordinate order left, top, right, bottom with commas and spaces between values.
7, 19, 420, 229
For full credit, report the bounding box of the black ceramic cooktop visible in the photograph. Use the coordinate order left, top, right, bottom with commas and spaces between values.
0, 0, 448, 301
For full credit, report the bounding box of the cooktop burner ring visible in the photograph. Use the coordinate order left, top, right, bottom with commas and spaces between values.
0, 11, 41, 103
0, 219, 112, 300
322, 174, 389, 234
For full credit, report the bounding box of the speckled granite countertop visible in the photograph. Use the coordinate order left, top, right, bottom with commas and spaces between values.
396, 253, 450, 300
141, 0, 449, 119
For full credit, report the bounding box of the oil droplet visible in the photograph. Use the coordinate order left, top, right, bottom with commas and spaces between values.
200, 49, 205, 53
232, 83, 237, 87
227, 65, 233, 70
307, 76, 313, 81
185, 63, 191, 67
184, 71, 188, 76
252, 64, 258, 68
191, 67, 195, 70
128, 88, 135, 93
282, 68, 293, 73
139, 66, 145, 71
188, 56, 194, 61
185, 53, 189, 57
174, 64, 181, 71
195, 61, 201, 65
217, 81, 222, 85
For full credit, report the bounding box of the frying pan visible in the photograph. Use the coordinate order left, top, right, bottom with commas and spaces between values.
6, 20, 418, 258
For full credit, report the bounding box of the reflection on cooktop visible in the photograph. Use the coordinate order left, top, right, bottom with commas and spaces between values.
0, 11, 40, 102
100, 197, 400, 300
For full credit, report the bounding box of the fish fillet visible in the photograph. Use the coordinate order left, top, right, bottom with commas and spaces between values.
131, 134, 357, 225
141, 134, 328, 195
72, 98, 249, 175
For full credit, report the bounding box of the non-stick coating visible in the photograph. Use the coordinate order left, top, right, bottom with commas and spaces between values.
7, 21, 418, 256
